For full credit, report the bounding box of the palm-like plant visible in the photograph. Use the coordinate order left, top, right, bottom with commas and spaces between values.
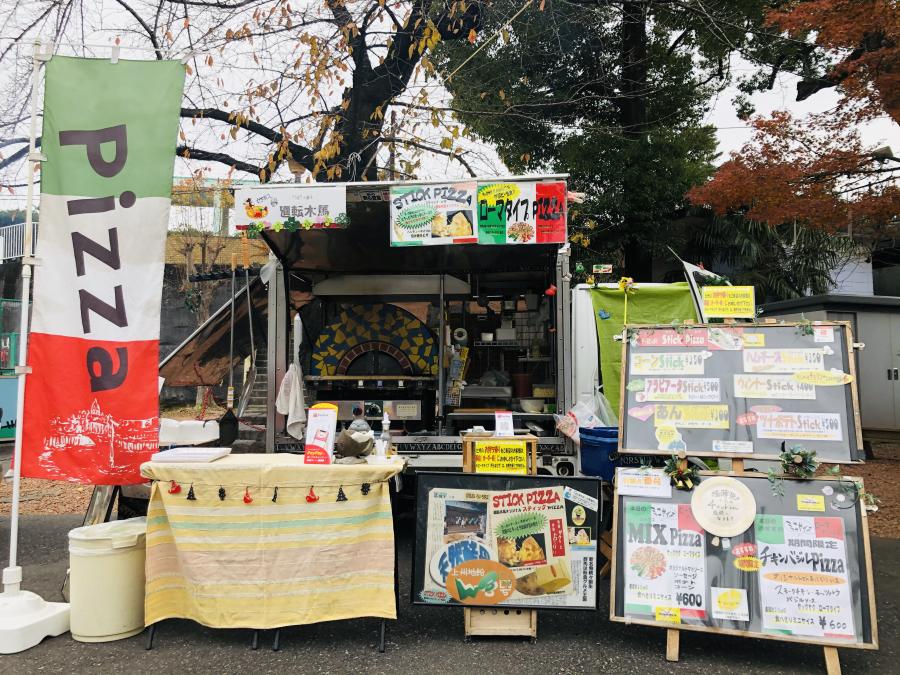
688, 215, 865, 303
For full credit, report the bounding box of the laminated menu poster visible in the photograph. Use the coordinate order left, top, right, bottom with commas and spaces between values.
619, 323, 863, 462
612, 474, 877, 648
389, 182, 478, 246
622, 502, 707, 622
755, 514, 855, 639
476, 180, 567, 245
413, 472, 600, 610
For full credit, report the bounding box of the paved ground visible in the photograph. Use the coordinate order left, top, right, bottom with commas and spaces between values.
1, 514, 896, 675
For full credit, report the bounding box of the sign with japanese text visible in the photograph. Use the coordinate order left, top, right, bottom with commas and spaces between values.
701, 286, 756, 319
390, 182, 477, 246
474, 439, 528, 474
619, 323, 862, 462
612, 474, 877, 648
234, 185, 347, 232
413, 472, 600, 610
477, 180, 567, 245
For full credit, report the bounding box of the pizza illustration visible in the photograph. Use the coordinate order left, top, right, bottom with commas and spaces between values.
629, 546, 667, 579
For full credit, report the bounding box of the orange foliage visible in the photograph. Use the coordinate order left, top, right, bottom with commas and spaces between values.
766, 1, 899, 123
687, 110, 899, 238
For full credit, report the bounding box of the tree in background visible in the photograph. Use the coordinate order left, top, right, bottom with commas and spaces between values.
0, 0, 490, 188
689, 1, 898, 248
435, 1, 837, 277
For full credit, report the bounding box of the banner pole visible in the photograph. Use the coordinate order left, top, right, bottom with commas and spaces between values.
4, 39, 44, 592
0, 39, 70, 656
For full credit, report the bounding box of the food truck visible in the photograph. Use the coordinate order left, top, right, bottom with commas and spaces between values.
160, 176, 586, 476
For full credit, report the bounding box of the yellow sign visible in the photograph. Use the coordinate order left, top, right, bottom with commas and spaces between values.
654, 404, 730, 429
793, 370, 854, 386
655, 607, 681, 624
742, 333, 765, 347
702, 286, 756, 318
474, 440, 528, 474
797, 494, 826, 512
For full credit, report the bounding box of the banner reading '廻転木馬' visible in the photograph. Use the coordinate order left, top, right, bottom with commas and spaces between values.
21, 56, 184, 484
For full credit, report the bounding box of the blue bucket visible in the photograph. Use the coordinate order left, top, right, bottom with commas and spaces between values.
579, 426, 619, 481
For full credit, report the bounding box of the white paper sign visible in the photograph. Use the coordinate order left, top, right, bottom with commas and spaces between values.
303, 404, 338, 464
623, 502, 707, 620
637, 378, 720, 402
494, 411, 515, 437
712, 440, 753, 454
235, 185, 347, 230
755, 515, 855, 639
733, 374, 817, 400
630, 352, 706, 375
742, 349, 824, 373
711, 587, 750, 622
616, 468, 672, 498
756, 412, 843, 442
813, 326, 835, 343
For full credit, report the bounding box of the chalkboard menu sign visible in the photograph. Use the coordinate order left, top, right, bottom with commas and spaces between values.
618, 323, 863, 462
413, 472, 601, 610
611, 473, 878, 649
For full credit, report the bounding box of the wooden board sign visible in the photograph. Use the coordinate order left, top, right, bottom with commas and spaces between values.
618, 322, 863, 462
610, 472, 878, 650
413, 472, 601, 610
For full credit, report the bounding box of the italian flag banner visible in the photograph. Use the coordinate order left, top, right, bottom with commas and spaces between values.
21, 56, 184, 484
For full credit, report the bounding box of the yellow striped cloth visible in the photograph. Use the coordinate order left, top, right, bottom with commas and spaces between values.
141, 455, 403, 629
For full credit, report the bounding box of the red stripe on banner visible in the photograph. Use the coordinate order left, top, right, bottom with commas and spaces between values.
680, 609, 706, 619
678, 503, 705, 533
814, 517, 845, 542
21, 332, 159, 484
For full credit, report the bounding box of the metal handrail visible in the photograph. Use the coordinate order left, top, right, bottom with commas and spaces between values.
0, 222, 38, 260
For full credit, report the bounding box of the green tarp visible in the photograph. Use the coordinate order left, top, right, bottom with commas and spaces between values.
589, 283, 698, 415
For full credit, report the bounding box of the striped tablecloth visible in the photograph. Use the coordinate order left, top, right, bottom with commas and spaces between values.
141, 455, 404, 629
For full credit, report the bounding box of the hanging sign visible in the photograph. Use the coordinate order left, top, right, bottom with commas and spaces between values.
22, 57, 184, 484
701, 286, 756, 319
389, 181, 477, 246
234, 185, 347, 232
477, 180, 567, 244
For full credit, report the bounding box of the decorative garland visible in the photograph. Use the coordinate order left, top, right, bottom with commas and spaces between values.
155, 480, 379, 504
664, 453, 701, 491
768, 445, 820, 497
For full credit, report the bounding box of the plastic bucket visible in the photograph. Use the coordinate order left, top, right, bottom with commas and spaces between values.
579, 426, 619, 481
68, 517, 147, 642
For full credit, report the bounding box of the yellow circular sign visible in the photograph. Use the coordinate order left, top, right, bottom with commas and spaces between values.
572, 505, 586, 526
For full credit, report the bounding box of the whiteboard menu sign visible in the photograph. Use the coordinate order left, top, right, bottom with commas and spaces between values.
611, 473, 877, 649
619, 323, 863, 462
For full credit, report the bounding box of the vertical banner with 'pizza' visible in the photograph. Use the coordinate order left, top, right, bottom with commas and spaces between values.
22, 57, 184, 484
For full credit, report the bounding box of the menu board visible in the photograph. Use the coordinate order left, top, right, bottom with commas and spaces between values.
389, 182, 478, 246
234, 185, 347, 231
619, 323, 863, 462
611, 473, 877, 648
477, 180, 567, 245
413, 472, 600, 610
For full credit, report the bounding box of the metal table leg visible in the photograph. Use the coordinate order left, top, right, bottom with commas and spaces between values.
145, 623, 156, 650
272, 628, 281, 652
251, 629, 259, 650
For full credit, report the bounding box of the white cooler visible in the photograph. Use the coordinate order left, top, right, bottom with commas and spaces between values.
68, 517, 147, 642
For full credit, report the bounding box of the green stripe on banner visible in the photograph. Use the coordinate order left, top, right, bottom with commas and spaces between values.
754, 514, 785, 544
41, 56, 185, 199
625, 500, 652, 527
625, 603, 653, 615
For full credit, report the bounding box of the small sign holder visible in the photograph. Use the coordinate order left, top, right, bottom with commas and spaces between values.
461, 433, 538, 642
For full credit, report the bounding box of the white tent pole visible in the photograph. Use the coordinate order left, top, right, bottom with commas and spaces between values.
4, 39, 45, 594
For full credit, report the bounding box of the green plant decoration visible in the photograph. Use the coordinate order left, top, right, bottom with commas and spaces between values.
768, 445, 820, 497
824, 465, 881, 512
664, 454, 701, 491
796, 314, 815, 337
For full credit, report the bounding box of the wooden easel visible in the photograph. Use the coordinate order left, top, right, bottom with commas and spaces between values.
461, 433, 539, 642
655, 461, 867, 674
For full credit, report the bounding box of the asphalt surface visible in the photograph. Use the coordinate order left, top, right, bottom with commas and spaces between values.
1, 514, 897, 675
